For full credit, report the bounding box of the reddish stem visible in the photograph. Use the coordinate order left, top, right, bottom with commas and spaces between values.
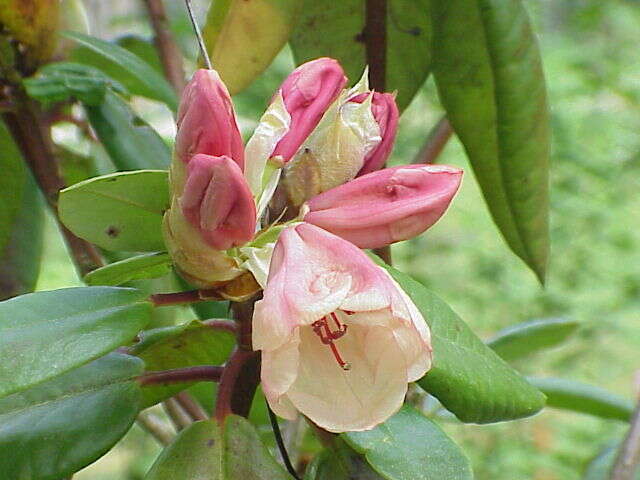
138, 365, 224, 386
149, 288, 224, 306
142, 0, 186, 95
364, 0, 387, 91
203, 319, 238, 334
413, 116, 454, 165
214, 299, 261, 421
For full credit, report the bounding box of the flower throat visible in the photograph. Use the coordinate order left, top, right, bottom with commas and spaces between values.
312, 312, 351, 371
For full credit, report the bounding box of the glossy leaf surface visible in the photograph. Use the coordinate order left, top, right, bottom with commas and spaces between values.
0, 353, 143, 480
343, 405, 473, 480
0, 286, 151, 397
529, 377, 633, 422
377, 257, 546, 423
0, 121, 44, 300
85, 90, 171, 170
133, 321, 235, 408
487, 317, 579, 361
59, 170, 169, 252
84, 252, 172, 286
145, 416, 289, 479
290, 0, 431, 111
64, 31, 178, 110
430, 0, 550, 281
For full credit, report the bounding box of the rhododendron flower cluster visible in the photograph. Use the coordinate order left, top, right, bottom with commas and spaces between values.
162, 57, 463, 432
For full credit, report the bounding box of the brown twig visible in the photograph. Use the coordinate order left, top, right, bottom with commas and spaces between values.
214, 299, 261, 421
413, 116, 454, 165
138, 365, 224, 386
203, 318, 238, 334
136, 410, 174, 445
142, 0, 186, 95
2, 100, 103, 276
163, 397, 193, 431
364, 0, 387, 91
364, 0, 391, 265
175, 391, 208, 421
610, 396, 640, 480
149, 288, 225, 306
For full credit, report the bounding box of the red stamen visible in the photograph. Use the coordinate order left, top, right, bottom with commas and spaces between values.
311, 316, 351, 371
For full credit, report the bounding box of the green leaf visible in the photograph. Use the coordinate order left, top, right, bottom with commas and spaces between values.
203, 0, 302, 95
0, 286, 151, 397
85, 90, 171, 170
145, 416, 289, 479
0, 353, 143, 480
343, 405, 473, 480
376, 257, 546, 423
116, 34, 163, 74
290, 0, 431, 111
528, 378, 633, 422
430, 0, 550, 281
0, 121, 44, 300
304, 442, 384, 480
133, 321, 235, 408
63, 30, 178, 111
487, 317, 579, 361
85, 252, 172, 286
24, 61, 128, 106
59, 170, 169, 252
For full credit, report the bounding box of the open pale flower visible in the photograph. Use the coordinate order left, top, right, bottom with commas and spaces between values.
175, 69, 244, 169
253, 223, 431, 432
303, 164, 463, 249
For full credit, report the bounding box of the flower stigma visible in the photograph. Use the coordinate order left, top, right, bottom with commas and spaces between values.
311, 312, 352, 370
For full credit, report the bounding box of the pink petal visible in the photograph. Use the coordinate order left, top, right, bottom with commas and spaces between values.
348, 92, 399, 175
271, 58, 347, 163
175, 69, 244, 169
180, 154, 256, 250
304, 164, 463, 248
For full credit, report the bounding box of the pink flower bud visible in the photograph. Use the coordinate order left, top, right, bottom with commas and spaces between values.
175, 69, 245, 169
303, 164, 462, 249
253, 223, 431, 432
271, 58, 347, 163
180, 154, 256, 250
348, 92, 399, 175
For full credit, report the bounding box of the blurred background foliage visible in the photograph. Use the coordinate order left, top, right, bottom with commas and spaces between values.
34, 0, 640, 478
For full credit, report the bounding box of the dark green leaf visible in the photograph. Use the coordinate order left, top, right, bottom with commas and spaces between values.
59, 170, 169, 252
0, 286, 151, 397
305, 443, 384, 480
529, 377, 633, 422
487, 317, 579, 361
343, 405, 473, 480
64, 31, 178, 111
290, 0, 431, 111
133, 321, 235, 408
24, 62, 128, 106
430, 0, 550, 281
84, 252, 172, 286
203, 0, 302, 95
86, 90, 171, 170
116, 35, 163, 74
0, 121, 44, 300
376, 257, 546, 423
145, 416, 289, 479
0, 353, 143, 480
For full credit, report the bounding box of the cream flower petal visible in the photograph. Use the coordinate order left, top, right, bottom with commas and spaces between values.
284, 324, 407, 432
